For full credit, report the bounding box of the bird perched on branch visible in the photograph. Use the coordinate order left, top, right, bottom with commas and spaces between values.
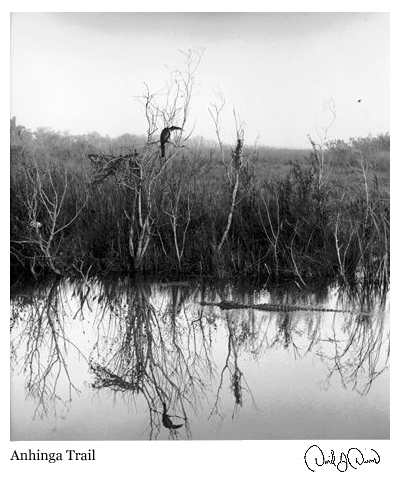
160, 126, 183, 157
161, 402, 183, 430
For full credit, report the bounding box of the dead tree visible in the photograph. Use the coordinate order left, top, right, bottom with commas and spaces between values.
218, 130, 244, 253
89, 49, 203, 272
209, 102, 245, 271
12, 163, 87, 276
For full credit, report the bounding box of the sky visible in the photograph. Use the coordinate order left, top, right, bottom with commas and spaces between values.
10, 12, 390, 148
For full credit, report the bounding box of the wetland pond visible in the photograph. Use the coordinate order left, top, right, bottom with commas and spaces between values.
10, 278, 389, 440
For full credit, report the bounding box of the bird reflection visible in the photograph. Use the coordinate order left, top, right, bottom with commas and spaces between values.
10, 278, 389, 439
162, 402, 183, 430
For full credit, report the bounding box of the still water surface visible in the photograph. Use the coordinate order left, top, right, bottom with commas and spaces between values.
10, 278, 389, 440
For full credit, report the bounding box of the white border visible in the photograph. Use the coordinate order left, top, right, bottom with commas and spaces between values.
3, 3, 396, 478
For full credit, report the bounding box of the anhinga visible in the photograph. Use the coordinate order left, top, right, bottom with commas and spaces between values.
160, 126, 183, 157
161, 402, 183, 430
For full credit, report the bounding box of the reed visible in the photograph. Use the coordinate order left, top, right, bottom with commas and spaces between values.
10, 120, 389, 289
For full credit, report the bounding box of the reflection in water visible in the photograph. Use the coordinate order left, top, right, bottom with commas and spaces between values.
10, 278, 390, 440
11, 279, 81, 418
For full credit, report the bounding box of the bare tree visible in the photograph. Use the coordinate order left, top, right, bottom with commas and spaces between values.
12, 162, 87, 276
308, 98, 337, 194
209, 103, 245, 272
162, 178, 192, 272
89, 49, 203, 272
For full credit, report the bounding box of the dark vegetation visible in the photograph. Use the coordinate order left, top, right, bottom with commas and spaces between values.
10, 52, 389, 289
10, 118, 389, 289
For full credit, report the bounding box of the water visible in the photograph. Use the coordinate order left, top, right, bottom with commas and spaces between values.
10, 278, 389, 440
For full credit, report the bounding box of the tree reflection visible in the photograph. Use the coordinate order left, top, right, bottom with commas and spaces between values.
11, 278, 81, 417
317, 310, 389, 395
88, 280, 215, 439
10, 278, 390, 439
209, 307, 257, 419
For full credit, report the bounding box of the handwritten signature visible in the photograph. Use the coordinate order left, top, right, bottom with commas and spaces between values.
304, 444, 380, 472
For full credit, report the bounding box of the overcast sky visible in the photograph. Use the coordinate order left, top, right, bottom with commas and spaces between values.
10, 12, 389, 147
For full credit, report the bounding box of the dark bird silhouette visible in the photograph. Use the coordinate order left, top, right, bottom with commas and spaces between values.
161, 402, 183, 430
357, 99, 362, 103
160, 126, 183, 157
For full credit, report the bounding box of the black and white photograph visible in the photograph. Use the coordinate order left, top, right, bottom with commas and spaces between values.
9, 9, 390, 454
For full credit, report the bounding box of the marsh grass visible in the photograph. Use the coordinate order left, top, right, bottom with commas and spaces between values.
10, 121, 389, 289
